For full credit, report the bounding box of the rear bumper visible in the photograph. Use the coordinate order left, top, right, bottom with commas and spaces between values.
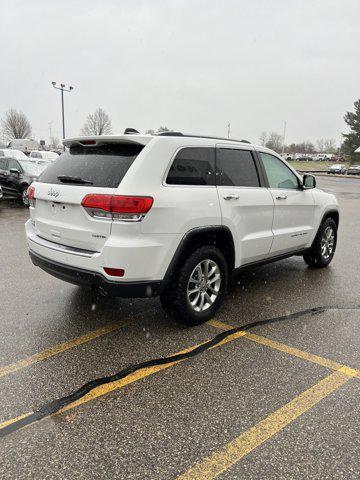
29, 250, 162, 298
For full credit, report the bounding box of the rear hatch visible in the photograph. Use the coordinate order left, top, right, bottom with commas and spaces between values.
32, 141, 145, 252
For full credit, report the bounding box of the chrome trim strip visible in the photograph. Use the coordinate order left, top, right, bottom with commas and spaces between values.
28, 232, 98, 258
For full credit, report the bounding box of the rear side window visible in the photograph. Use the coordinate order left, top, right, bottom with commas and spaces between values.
166, 147, 215, 186
37, 143, 144, 188
217, 149, 260, 187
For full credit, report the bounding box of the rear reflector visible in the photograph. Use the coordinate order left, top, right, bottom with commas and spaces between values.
81, 194, 153, 222
103, 267, 125, 277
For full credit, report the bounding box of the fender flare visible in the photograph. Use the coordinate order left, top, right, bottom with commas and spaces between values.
161, 225, 235, 291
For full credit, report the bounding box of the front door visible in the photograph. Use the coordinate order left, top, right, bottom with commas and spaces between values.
0, 158, 10, 194
258, 152, 315, 255
216, 145, 274, 266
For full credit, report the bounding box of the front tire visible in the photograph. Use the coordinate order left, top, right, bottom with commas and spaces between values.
303, 218, 337, 268
160, 246, 228, 325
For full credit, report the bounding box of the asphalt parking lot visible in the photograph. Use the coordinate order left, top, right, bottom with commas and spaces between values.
0, 176, 359, 479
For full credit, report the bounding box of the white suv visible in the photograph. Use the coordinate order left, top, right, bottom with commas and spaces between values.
25, 132, 339, 325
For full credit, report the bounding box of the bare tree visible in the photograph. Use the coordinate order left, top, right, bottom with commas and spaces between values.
81, 108, 112, 136
157, 126, 172, 133
1, 109, 32, 139
259, 131, 267, 146
323, 138, 337, 153
265, 132, 283, 153
50, 137, 62, 149
316, 138, 325, 153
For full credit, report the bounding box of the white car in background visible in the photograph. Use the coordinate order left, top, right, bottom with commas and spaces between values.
0, 149, 28, 160
29, 150, 59, 162
328, 164, 346, 174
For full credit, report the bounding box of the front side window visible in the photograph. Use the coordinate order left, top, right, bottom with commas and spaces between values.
166, 147, 215, 185
8, 159, 20, 171
260, 152, 299, 189
217, 149, 260, 187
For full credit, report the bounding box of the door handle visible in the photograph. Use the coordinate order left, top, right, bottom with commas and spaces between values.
223, 194, 239, 200
275, 194, 287, 200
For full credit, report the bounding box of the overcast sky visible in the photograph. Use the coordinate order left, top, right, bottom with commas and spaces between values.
0, 0, 359, 146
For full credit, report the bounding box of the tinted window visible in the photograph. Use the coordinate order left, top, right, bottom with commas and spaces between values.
260, 152, 299, 189
166, 147, 215, 185
38, 143, 144, 188
0, 158, 8, 169
217, 149, 259, 187
31, 152, 42, 159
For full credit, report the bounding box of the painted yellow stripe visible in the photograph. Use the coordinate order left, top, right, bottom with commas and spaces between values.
0, 317, 135, 379
207, 320, 360, 378
177, 371, 351, 480
0, 330, 248, 431
0, 412, 32, 429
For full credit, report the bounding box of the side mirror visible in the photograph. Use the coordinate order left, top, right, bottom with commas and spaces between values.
303, 174, 316, 189
9, 168, 20, 176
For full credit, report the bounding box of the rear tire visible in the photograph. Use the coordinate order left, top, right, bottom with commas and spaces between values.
20, 186, 29, 207
303, 218, 337, 268
160, 246, 228, 325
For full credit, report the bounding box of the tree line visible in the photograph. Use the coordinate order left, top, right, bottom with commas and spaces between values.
260, 132, 338, 154
1, 100, 359, 160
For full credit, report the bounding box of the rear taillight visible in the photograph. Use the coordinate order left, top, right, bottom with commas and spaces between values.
81, 194, 153, 222
103, 267, 125, 277
27, 185, 36, 207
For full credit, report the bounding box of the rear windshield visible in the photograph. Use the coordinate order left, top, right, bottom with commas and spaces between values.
37, 143, 143, 187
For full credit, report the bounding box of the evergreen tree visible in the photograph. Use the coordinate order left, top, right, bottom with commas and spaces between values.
342, 99, 360, 161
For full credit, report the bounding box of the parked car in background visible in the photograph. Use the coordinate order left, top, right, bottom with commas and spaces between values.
8, 138, 39, 154
25, 132, 339, 324
0, 156, 46, 206
0, 149, 28, 160
328, 164, 346, 174
29, 150, 59, 162
347, 165, 360, 175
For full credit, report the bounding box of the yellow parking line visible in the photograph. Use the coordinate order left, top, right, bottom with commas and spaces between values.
177, 371, 351, 480
0, 317, 135, 379
208, 320, 360, 378
0, 329, 248, 432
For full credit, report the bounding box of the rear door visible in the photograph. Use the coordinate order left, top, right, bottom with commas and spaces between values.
32, 142, 144, 252
216, 145, 274, 265
258, 151, 315, 254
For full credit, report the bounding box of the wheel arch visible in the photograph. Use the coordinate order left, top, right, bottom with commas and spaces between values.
321, 209, 339, 228
161, 226, 235, 290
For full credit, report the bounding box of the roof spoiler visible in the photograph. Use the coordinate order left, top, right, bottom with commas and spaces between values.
124, 128, 140, 135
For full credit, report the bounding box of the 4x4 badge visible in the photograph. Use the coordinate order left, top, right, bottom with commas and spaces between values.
48, 187, 60, 198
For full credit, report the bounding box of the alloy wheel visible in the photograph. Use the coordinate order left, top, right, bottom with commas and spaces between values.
321, 226, 335, 259
187, 259, 221, 312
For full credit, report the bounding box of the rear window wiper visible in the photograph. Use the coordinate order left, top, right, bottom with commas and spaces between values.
57, 175, 93, 185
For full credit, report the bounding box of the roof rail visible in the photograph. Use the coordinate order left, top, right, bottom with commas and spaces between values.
157, 131, 251, 144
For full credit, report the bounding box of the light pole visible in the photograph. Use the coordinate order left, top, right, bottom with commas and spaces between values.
51, 82, 74, 139
282, 120, 287, 156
